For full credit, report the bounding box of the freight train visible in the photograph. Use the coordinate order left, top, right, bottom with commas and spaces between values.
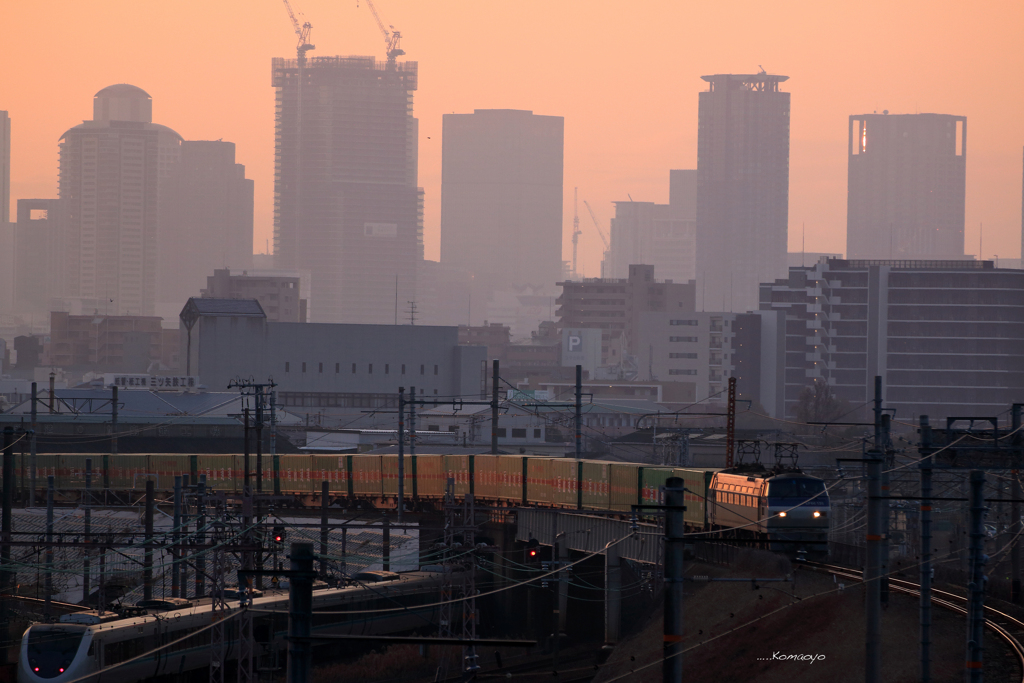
19, 570, 447, 683
14, 452, 829, 551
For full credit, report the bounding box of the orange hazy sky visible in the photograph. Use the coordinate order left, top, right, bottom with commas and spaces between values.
3, 0, 1023, 276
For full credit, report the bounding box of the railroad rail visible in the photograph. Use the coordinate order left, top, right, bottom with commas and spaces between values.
806, 561, 1024, 682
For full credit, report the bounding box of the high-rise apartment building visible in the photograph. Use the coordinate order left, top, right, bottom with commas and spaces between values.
272, 55, 423, 324
0, 111, 11, 315
13, 199, 65, 313
847, 113, 967, 260
59, 85, 181, 317
440, 109, 564, 293
760, 258, 1024, 419
158, 141, 254, 309
696, 74, 790, 313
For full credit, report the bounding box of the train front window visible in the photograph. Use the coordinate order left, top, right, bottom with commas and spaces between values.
768, 479, 826, 500
27, 626, 86, 678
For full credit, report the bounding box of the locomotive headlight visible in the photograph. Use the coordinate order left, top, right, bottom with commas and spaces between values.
813, 511, 821, 518
778, 511, 787, 517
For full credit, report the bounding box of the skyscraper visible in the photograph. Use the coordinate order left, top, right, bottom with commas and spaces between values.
272, 55, 423, 324
440, 109, 563, 293
158, 140, 254, 309
59, 85, 181, 316
846, 113, 967, 260
0, 110, 10, 223
695, 73, 790, 312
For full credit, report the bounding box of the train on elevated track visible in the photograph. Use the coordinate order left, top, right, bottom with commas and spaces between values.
16, 452, 830, 555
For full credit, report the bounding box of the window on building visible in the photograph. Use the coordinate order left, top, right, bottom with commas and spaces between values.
401, 364, 406, 375
434, 365, 439, 375
428, 425, 440, 432
670, 319, 699, 326
533, 428, 542, 438
285, 362, 290, 373
669, 353, 698, 359
496, 428, 507, 437
448, 425, 459, 432
369, 364, 373, 374
512, 428, 526, 438
420, 364, 425, 375
301, 362, 306, 373
335, 363, 340, 373
318, 362, 323, 373
669, 336, 698, 342
385, 364, 389, 375
351, 363, 357, 374
669, 369, 698, 376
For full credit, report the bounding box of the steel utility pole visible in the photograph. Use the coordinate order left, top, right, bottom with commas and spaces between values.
288, 542, 315, 683
491, 360, 500, 455
919, 415, 933, 683
864, 375, 883, 683
1012, 404, 1022, 605
664, 476, 685, 683
29, 382, 37, 508
575, 365, 582, 459
397, 387, 405, 524
965, 470, 986, 682
725, 377, 737, 468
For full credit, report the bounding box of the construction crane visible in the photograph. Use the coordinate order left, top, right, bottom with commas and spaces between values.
571, 188, 582, 279
362, 0, 405, 68
282, 0, 315, 65
583, 200, 611, 279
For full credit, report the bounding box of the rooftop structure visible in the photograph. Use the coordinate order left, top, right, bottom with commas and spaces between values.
202, 269, 304, 322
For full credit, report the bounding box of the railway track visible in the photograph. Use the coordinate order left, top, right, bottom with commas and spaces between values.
806, 561, 1024, 682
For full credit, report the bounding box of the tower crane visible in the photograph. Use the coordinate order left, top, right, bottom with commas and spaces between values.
571, 188, 582, 279
583, 200, 612, 278
361, 0, 405, 68
282, 0, 315, 65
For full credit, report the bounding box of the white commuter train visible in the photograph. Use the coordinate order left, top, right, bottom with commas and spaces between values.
20, 570, 446, 683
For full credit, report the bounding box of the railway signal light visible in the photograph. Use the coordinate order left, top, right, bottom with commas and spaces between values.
526, 537, 539, 564
273, 525, 286, 545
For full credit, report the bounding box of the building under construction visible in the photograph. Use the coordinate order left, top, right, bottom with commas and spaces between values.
272, 55, 424, 324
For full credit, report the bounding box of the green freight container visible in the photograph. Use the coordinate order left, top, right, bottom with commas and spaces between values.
51, 454, 86, 491
473, 455, 524, 502
413, 455, 444, 499
311, 455, 351, 496
580, 461, 610, 509
525, 458, 553, 505
638, 467, 673, 507
673, 468, 719, 529
381, 456, 416, 497
279, 455, 315, 494
443, 455, 473, 496
149, 455, 190, 491
609, 463, 640, 511
551, 458, 578, 508
351, 456, 382, 497
199, 454, 236, 492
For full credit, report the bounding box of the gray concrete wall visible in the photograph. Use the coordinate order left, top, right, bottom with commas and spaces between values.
190, 315, 486, 397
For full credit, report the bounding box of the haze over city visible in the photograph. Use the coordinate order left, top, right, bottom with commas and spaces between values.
3, 0, 1023, 275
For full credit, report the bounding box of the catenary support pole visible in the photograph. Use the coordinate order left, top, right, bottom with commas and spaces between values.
44, 476, 54, 619
919, 416, 933, 683
664, 476, 684, 683
181, 474, 190, 597
1012, 404, 1022, 605
256, 388, 264, 494
491, 360, 500, 455
243, 407, 251, 498
196, 474, 206, 597
29, 382, 36, 508
605, 540, 621, 647
575, 365, 582, 459
397, 387, 405, 525
287, 542, 315, 683
966, 470, 986, 682
865, 449, 883, 683
106, 385, 116, 500
271, 391, 280, 496
172, 475, 182, 598
383, 517, 391, 572
143, 480, 154, 601
880, 413, 891, 607
0, 427, 11, 664
409, 385, 416, 506
320, 481, 329, 579
84, 458, 92, 604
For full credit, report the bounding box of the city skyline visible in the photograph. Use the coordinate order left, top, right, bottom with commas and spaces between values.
3, 0, 1022, 280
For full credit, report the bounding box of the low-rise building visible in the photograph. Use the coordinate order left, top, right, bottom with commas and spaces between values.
48, 311, 179, 373
202, 269, 306, 322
